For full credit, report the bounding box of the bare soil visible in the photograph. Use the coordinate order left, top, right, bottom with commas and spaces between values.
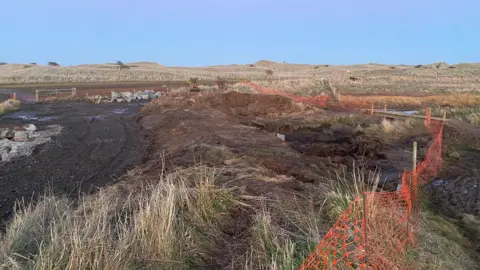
0, 102, 149, 228
429, 122, 480, 216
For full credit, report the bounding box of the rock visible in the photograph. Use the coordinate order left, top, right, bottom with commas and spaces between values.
13, 130, 29, 142
23, 124, 37, 132
449, 151, 460, 159
0, 128, 13, 140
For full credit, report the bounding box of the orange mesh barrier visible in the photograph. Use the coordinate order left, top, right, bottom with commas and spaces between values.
301, 112, 444, 269
239, 82, 444, 269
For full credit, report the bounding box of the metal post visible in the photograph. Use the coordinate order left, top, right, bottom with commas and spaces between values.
362, 192, 369, 267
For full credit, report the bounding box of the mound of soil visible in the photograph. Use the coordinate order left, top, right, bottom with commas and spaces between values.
139, 92, 414, 192
142, 91, 322, 118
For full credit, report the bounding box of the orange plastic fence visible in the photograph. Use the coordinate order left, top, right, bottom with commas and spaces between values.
240, 82, 445, 269
301, 115, 444, 269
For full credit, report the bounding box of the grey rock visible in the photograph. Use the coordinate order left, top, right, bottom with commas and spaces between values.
23, 124, 37, 132
13, 130, 29, 142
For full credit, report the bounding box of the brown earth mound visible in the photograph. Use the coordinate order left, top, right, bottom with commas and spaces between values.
141, 91, 322, 118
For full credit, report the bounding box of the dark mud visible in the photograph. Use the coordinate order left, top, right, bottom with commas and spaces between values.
0, 102, 149, 228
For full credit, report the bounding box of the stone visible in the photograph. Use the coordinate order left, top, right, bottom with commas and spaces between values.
0, 129, 12, 139
23, 124, 37, 132
449, 151, 460, 159
13, 130, 29, 142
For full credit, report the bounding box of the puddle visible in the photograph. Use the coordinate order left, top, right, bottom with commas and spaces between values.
84, 115, 107, 122
427, 179, 448, 191
375, 109, 418, 115
38, 116, 61, 122
112, 108, 128, 114
2, 111, 37, 120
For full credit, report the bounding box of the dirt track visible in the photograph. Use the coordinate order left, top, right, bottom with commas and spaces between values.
0, 102, 149, 227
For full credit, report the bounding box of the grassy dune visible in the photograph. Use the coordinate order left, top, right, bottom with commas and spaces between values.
2, 61, 480, 94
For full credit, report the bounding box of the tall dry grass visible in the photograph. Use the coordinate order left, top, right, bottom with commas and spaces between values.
341, 93, 480, 108
0, 166, 238, 270
0, 99, 20, 115
2, 62, 480, 95
0, 161, 477, 269
418, 107, 480, 125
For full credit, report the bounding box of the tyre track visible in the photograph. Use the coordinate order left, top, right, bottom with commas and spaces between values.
0, 102, 148, 229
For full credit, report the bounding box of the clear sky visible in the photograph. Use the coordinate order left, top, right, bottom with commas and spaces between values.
1, 0, 478, 66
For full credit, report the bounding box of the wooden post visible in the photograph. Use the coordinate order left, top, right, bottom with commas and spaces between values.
337, 92, 341, 102
35, 89, 39, 102
442, 110, 447, 121
384, 104, 387, 112
412, 141, 418, 213
72, 88, 77, 97
370, 104, 374, 115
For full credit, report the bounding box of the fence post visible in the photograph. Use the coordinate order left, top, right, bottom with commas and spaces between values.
72, 88, 77, 97
362, 193, 369, 268
35, 89, 39, 103
384, 104, 387, 112
370, 104, 374, 115
412, 141, 418, 213
13, 93, 16, 100
442, 110, 447, 121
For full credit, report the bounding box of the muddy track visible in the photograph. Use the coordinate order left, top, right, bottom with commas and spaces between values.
0, 102, 148, 228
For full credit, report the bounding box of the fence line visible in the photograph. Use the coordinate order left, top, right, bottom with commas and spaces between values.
35, 88, 77, 102
240, 82, 445, 269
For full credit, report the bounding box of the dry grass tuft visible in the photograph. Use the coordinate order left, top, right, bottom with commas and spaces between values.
419, 107, 480, 125
0, 99, 21, 115
0, 166, 238, 270
341, 93, 480, 108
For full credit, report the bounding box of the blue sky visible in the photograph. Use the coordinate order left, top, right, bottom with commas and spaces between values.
1, 0, 478, 66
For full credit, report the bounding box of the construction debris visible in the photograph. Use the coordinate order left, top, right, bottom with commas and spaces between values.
0, 124, 62, 162
86, 90, 162, 104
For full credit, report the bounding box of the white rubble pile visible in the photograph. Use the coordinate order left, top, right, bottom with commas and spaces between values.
86, 90, 162, 104
0, 124, 62, 162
